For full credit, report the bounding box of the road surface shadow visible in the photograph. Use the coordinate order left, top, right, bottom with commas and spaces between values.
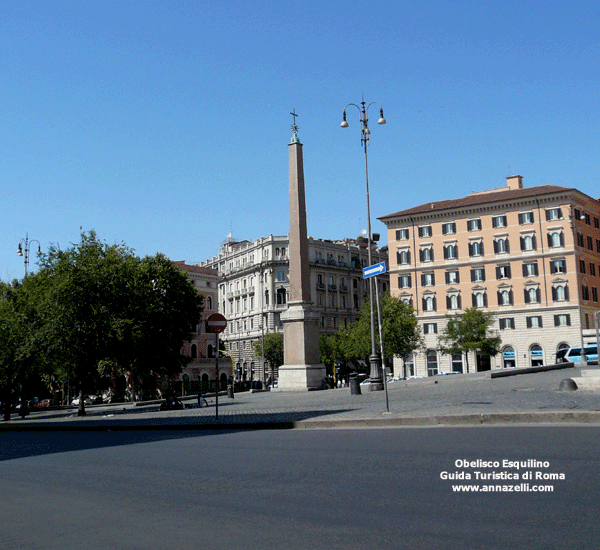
0, 408, 354, 461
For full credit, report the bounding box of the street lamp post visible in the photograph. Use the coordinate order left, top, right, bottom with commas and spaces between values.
341, 98, 386, 391
17, 233, 41, 277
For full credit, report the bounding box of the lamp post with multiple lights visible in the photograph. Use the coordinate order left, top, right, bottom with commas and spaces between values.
17, 233, 42, 277
340, 98, 386, 391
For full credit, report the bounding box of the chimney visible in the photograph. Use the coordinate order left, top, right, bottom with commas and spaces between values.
506, 175, 523, 190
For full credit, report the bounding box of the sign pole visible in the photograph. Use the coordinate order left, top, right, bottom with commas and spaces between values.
215, 332, 219, 421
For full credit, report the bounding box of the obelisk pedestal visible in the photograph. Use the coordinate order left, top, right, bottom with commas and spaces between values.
276, 112, 326, 391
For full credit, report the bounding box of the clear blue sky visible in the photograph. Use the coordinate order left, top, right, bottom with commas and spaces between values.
2, 0, 599, 280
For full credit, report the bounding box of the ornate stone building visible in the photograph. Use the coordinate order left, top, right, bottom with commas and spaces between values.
199, 235, 389, 383
380, 176, 600, 377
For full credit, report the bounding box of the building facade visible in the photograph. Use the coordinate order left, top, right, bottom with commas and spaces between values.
173, 261, 226, 390
199, 234, 389, 383
380, 176, 600, 377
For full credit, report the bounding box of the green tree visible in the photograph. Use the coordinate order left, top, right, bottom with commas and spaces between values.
438, 307, 501, 373
253, 332, 284, 380
33, 231, 202, 415
336, 294, 423, 376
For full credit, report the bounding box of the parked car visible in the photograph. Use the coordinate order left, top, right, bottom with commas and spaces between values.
561, 345, 599, 365
34, 399, 52, 409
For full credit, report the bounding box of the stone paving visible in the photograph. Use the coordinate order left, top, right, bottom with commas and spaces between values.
3, 365, 600, 430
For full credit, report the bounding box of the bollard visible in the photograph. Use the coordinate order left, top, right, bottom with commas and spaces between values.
227, 384, 234, 398
559, 378, 578, 391
349, 373, 361, 396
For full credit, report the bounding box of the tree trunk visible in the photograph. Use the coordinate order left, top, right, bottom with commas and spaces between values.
77, 388, 86, 416
2, 379, 12, 421
465, 353, 470, 374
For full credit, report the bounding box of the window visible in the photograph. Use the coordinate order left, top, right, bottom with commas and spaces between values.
545, 208, 563, 221
443, 244, 458, 260
522, 262, 539, 277
396, 228, 409, 240
492, 215, 507, 228
494, 238, 509, 254
519, 212, 534, 225
445, 270, 459, 284
469, 241, 484, 257
427, 350, 438, 376
467, 218, 482, 231
418, 225, 432, 238
588, 236, 594, 251
527, 316, 543, 328
555, 314, 571, 327
397, 250, 411, 265
447, 294, 461, 310
420, 247, 434, 262
502, 346, 516, 368
550, 259, 566, 274
577, 232, 585, 247
497, 289, 513, 306
585, 212, 591, 225
547, 232, 564, 248
499, 318, 515, 330
582, 285, 590, 301
451, 354, 463, 373
442, 222, 456, 235
471, 267, 486, 282
525, 287, 541, 304
552, 285, 568, 301
580, 259, 586, 274
206, 296, 213, 310
472, 291, 487, 308
530, 345, 544, 367
520, 235, 537, 251
591, 263, 596, 277
423, 296, 436, 312
276, 270, 286, 282
423, 323, 437, 335
422, 272, 435, 286
496, 265, 511, 280
398, 275, 412, 289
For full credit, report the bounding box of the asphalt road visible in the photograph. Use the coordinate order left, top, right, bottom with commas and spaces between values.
1, 426, 599, 550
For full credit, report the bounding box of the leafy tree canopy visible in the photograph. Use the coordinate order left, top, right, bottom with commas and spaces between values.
14, 231, 202, 416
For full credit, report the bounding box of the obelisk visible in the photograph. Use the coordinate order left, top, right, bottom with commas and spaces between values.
276, 110, 326, 391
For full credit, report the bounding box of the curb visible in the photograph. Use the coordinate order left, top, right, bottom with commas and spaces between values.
3, 411, 600, 432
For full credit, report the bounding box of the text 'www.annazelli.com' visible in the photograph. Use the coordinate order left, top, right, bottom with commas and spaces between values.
452, 484, 554, 492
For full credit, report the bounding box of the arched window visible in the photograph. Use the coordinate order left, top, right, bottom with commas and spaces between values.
550, 232, 562, 247
475, 292, 485, 307
502, 346, 516, 368
206, 296, 212, 310
530, 344, 544, 367
499, 290, 511, 306
207, 344, 214, 358
191, 344, 197, 359
276, 288, 287, 305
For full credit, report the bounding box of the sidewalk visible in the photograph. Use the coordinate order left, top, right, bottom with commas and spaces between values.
2, 366, 600, 431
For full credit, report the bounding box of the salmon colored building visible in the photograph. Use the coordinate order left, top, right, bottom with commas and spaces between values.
380, 176, 600, 377
173, 261, 228, 391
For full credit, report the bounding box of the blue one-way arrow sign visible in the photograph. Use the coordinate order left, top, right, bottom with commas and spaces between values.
363, 261, 387, 279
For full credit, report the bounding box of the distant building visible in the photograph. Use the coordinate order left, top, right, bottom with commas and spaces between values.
199, 235, 389, 383
380, 175, 600, 377
173, 261, 226, 391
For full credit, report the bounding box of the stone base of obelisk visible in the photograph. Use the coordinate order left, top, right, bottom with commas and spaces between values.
274, 303, 326, 391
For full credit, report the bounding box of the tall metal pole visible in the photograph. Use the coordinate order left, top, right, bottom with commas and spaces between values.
341, 99, 386, 391
571, 207, 588, 366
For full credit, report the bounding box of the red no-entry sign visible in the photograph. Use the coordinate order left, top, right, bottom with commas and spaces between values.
206, 313, 227, 333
